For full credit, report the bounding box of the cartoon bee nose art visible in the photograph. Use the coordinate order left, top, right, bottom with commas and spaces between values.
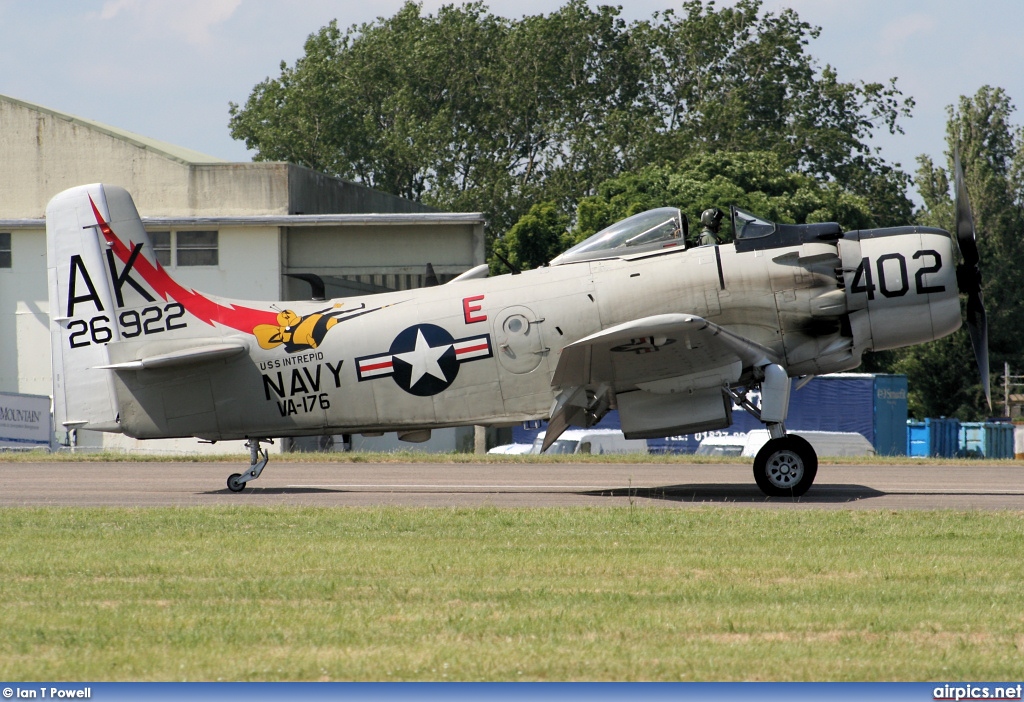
253, 303, 374, 352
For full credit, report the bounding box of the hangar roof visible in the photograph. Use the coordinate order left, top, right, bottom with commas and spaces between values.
0, 94, 226, 165
0, 213, 484, 229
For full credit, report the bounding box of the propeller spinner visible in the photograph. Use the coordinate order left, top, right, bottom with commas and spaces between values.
952, 147, 991, 409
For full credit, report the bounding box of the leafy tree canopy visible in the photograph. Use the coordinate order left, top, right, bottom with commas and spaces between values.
229, 0, 914, 234
895, 86, 1024, 419
490, 151, 876, 272
490, 201, 570, 274
570, 151, 876, 245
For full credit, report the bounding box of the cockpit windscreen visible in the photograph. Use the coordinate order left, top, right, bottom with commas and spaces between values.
550, 207, 685, 265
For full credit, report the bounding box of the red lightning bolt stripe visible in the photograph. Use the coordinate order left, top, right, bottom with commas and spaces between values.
89, 195, 279, 332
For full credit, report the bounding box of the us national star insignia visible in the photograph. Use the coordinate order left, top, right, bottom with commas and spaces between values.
356, 323, 493, 396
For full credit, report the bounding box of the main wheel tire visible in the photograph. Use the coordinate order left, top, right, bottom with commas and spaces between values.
753, 435, 818, 497
226, 473, 246, 493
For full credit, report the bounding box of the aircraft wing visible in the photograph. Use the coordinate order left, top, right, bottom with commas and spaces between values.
552, 313, 778, 390
544, 314, 780, 451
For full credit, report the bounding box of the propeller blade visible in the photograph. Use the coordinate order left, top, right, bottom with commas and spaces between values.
952, 145, 991, 409
954, 147, 980, 268
965, 290, 991, 410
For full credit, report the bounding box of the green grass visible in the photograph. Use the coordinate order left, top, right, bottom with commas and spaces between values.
1, 507, 1023, 681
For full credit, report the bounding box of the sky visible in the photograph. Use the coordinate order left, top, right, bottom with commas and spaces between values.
2, 0, 1022, 205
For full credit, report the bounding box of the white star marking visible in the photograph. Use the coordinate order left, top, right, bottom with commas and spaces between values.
394, 329, 450, 386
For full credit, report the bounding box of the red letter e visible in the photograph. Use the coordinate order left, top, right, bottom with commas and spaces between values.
463, 295, 486, 324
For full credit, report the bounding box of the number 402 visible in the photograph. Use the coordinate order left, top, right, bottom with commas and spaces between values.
849, 250, 945, 300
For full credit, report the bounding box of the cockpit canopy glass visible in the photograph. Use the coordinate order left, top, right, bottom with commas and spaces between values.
732, 207, 776, 240
550, 207, 685, 265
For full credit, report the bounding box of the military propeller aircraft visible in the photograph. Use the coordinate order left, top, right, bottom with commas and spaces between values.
46, 155, 987, 497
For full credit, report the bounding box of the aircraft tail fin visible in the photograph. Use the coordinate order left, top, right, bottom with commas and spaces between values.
47, 184, 291, 443
47, 184, 141, 440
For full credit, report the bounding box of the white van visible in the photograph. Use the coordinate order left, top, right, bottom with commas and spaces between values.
487, 443, 534, 455
531, 429, 648, 455
696, 430, 875, 458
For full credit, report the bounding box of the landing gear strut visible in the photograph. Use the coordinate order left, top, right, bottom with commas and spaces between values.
226, 438, 273, 493
725, 363, 819, 497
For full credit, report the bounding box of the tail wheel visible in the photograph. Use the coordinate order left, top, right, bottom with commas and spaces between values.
226, 473, 246, 493
753, 435, 818, 497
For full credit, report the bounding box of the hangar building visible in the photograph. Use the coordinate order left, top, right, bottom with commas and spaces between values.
0, 94, 487, 454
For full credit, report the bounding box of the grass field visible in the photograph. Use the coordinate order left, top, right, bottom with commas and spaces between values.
1, 506, 1023, 681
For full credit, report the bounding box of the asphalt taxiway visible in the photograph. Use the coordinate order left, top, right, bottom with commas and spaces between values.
1, 460, 1023, 509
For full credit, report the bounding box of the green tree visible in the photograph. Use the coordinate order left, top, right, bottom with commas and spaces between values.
569, 151, 876, 246
229, 4, 507, 201
490, 202, 570, 274
229, 1, 913, 235
896, 86, 1024, 418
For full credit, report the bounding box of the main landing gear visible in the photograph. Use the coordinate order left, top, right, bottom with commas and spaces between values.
752, 434, 817, 497
726, 363, 819, 497
226, 438, 273, 493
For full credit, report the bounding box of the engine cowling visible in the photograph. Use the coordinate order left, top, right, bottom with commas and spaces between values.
839, 227, 961, 355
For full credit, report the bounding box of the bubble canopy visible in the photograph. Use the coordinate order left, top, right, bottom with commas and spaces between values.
550, 207, 686, 265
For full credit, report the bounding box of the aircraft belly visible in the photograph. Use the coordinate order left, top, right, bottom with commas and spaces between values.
161, 378, 218, 435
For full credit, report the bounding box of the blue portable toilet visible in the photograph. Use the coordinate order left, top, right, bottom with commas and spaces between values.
906, 417, 960, 458
959, 422, 1014, 459
907, 421, 927, 457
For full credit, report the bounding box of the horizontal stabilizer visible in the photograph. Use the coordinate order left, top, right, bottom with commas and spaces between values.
97, 339, 248, 371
